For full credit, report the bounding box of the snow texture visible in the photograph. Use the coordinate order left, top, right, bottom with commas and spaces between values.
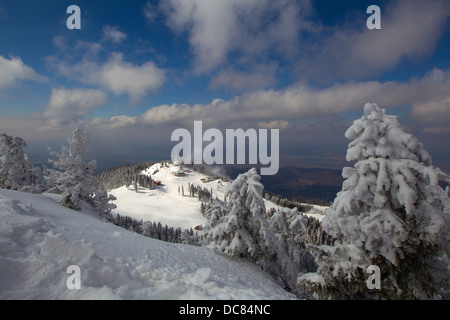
0, 188, 296, 300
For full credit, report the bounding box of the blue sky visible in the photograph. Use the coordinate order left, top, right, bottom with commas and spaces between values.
0, 0, 450, 172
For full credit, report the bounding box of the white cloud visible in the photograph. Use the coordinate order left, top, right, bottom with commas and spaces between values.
132, 68, 450, 128
143, 2, 158, 22
92, 53, 165, 103
411, 96, 450, 124
54, 53, 166, 103
90, 115, 137, 129
159, 0, 450, 83
0, 55, 47, 90
102, 25, 127, 44
295, 0, 450, 81
42, 88, 108, 128
160, 0, 309, 73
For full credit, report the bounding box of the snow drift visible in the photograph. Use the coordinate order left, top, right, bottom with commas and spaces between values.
0, 188, 296, 300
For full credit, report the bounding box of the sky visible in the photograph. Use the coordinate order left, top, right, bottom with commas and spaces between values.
0, 0, 449, 173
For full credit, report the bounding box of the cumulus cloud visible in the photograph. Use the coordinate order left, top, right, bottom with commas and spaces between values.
42, 88, 108, 128
411, 96, 450, 124
90, 115, 137, 129
160, 0, 310, 73
105, 67, 450, 129
92, 53, 165, 102
0, 55, 47, 90
102, 25, 127, 44
159, 0, 450, 84
55, 52, 166, 103
295, 0, 450, 82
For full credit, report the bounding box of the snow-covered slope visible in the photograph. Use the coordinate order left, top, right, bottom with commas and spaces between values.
109, 162, 325, 229
0, 188, 297, 300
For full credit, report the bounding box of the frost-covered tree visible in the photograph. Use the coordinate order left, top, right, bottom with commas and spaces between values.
48, 128, 98, 210
268, 208, 317, 277
299, 103, 450, 299
90, 189, 117, 217
201, 168, 304, 292
0, 133, 43, 192
201, 168, 274, 261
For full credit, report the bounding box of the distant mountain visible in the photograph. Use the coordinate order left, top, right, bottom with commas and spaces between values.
224, 166, 343, 203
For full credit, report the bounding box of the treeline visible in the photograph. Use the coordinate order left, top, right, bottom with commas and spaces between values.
179, 182, 213, 200
96, 161, 155, 191
263, 190, 331, 210
291, 195, 332, 207
100, 212, 198, 245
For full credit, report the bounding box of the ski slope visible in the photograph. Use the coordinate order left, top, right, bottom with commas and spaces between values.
0, 188, 297, 300
109, 162, 326, 230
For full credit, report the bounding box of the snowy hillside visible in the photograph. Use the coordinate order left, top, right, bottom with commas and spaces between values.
109, 162, 326, 230
0, 188, 297, 299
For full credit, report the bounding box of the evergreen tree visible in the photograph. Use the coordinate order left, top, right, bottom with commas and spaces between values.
90, 189, 117, 217
299, 103, 450, 299
48, 128, 98, 210
0, 133, 42, 192
201, 169, 285, 272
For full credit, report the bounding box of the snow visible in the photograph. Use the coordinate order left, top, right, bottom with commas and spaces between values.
0, 188, 297, 300
109, 162, 325, 229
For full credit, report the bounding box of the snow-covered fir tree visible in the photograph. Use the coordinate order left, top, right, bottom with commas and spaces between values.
0, 133, 43, 192
90, 189, 117, 217
201, 168, 274, 261
201, 168, 305, 293
48, 128, 98, 210
299, 103, 450, 299
268, 208, 317, 277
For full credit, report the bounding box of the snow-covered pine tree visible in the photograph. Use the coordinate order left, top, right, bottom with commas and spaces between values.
201, 168, 270, 260
268, 208, 317, 282
201, 169, 308, 293
90, 189, 117, 217
0, 133, 42, 192
202, 169, 280, 269
48, 128, 98, 210
201, 198, 229, 230
299, 103, 450, 299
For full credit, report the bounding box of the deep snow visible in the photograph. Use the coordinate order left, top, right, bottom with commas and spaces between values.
0, 188, 297, 300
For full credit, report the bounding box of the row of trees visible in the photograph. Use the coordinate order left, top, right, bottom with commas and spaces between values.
178, 182, 213, 201
264, 191, 327, 210
111, 214, 198, 245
